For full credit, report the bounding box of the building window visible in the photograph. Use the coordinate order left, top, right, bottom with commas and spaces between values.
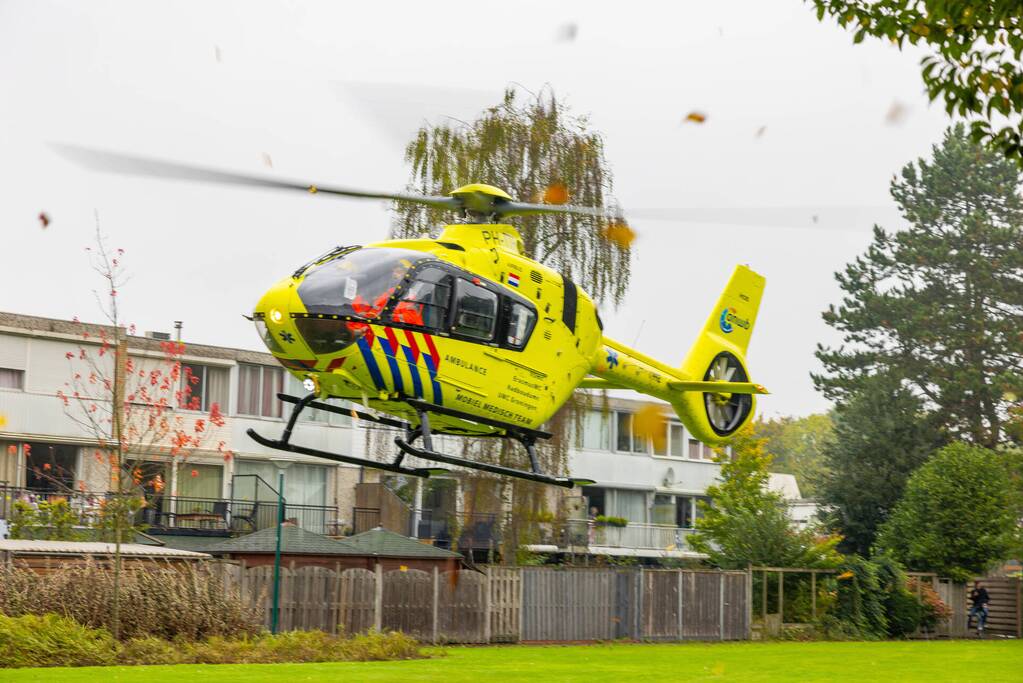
173, 463, 223, 499
235, 460, 327, 507
0, 368, 24, 390
688, 439, 714, 460
179, 363, 229, 412
677, 496, 695, 528
24, 442, 78, 491
669, 423, 684, 457
614, 411, 649, 454
580, 409, 611, 451
652, 494, 676, 525
237, 364, 283, 418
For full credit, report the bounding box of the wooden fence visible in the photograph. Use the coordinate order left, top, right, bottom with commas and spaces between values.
224, 563, 750, 643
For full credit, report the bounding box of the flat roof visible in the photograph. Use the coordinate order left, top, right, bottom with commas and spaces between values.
0, 539, 209, 558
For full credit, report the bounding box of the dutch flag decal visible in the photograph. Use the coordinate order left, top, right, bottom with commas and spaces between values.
507, 272, 520, 288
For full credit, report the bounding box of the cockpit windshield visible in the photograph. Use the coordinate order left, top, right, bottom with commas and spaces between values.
297, 247, 429, 318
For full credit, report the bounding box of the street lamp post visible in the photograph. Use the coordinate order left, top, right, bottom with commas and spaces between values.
269, 457, 293, 634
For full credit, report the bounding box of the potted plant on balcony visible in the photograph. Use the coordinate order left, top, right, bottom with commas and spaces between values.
592, 515, 628, 545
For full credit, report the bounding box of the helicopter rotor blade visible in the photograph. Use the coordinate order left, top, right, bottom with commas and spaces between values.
496, 201, 622, 221
50, 144, 462, 211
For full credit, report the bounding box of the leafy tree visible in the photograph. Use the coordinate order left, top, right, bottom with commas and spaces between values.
391, 87, 631, 305
42, 226, 226, 639
819, 373, 944, 555
876, 442, 1018, 581
689, 425, 840, 569
809, 1, 1023, 160
753, 413, 833, 497
814, 125, 1023, 447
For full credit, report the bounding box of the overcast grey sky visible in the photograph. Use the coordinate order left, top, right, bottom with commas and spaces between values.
0, 1, 953, 416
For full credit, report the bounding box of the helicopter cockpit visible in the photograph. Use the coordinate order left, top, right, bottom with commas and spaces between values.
256, 246, 539, 358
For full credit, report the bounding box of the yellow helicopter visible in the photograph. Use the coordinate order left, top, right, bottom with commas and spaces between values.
57, 146, 768, 488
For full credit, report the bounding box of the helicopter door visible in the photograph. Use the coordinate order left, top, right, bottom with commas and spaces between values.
451, 279, 498, 341
390, 266, 454, 330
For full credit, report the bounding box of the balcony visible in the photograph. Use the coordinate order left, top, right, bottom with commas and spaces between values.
0, 485, 338, 537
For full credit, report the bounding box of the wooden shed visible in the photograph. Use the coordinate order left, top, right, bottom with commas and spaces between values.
0, 539, 210, 572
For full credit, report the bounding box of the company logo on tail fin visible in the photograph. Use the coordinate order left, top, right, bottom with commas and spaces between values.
718, 307, 750, 334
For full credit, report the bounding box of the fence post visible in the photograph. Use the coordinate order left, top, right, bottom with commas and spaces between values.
778, 571, 784, 625
677, 570, 684, 641
431, 566, 439, 644
746, 566, 753, 640
762, 570, 767, 620
484, 567, 492, 643
811, 571, 817, 620
374, 562, 383, 632
718, 573, 725, 640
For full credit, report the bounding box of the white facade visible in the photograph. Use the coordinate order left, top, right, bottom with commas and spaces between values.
0, 311, 809, 555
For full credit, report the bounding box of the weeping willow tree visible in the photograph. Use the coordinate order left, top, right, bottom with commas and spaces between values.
390, 86, 632, 305
379, 87, 628, 563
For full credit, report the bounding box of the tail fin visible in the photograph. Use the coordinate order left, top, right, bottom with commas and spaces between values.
673, 265, 765, 443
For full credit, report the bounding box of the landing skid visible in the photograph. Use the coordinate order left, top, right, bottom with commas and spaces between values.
246, 393, 447, 479
247, 393, 595, 489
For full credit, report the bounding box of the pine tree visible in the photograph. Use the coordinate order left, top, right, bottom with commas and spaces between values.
818, 374, 944, 556
815, 125, 1023, 447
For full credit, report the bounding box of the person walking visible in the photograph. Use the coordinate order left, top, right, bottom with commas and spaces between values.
968, 582, 990, 636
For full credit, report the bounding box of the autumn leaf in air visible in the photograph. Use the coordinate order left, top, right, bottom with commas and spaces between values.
0, 414, 6, 429
38, 212, 50, 228
633, 402, 667, 452
601, 221, 636, 249
684, 112, 707, 124
543, 182, 569, 205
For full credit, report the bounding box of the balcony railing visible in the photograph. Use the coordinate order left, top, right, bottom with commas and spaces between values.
577, 520, 695, 551
0, 486, 338, 537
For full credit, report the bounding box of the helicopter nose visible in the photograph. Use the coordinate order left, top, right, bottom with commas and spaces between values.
253, 278, 298, 355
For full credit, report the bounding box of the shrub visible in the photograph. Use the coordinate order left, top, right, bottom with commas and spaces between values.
0, 616, 425, 668
0, 562, 260, 641
594, 515, 628, 527
0, 614, 118, 668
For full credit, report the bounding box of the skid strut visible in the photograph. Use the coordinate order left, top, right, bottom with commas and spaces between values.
246, 393, 447, 478
394, 399, 595, 489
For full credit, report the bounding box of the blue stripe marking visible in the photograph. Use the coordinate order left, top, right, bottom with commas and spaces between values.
400, 345, 424, 398
378, 337, 405, 395
423, 355, 442, 405
356, 336, 386, 390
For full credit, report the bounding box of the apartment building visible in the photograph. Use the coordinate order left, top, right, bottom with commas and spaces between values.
0, 311, 809, 558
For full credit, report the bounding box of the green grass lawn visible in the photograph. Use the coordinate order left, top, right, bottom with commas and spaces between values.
4, 640, 1021, 683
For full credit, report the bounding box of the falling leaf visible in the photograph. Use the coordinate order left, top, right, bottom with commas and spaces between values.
601, 221, 636, 248
556, 23, 578, 42
261, 152, 273, 168
885, 101, 908, 125
399, 565, 408, 572
543, 183, 569, 205
190, 469, 199, 478
38, 212, 50, 228
811, 214, 820, 224
0, 414, 5, 429
837, 570, 855, 580
633, 403, 667, 452
214, 45, 222, 63
755, 125, 767, 138
684, 111, 707, 124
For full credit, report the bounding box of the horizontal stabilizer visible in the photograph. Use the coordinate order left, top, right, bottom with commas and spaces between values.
667, 380, 769, 395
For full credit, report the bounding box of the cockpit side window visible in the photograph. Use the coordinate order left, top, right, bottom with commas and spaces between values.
390, 266, 453, 330
452, 279, 498, 340
505, 302, 536, 349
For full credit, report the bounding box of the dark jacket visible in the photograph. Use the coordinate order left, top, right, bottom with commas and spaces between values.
970, 587, 990, 607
